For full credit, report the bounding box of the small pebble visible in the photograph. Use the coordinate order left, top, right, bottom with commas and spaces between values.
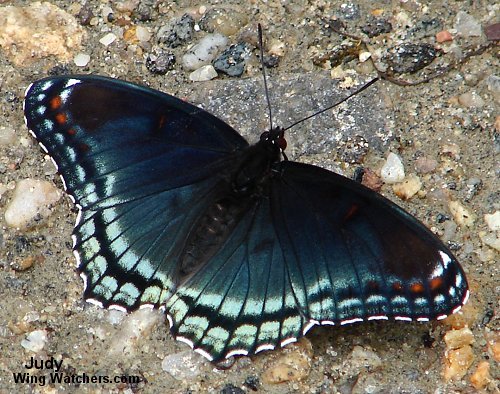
454, 11, 482, 37
457, 91, 485, 108
74, 53, 90, 67
145, 49, 175, 74
392, 174, 422, 200
385, 43, 438, 74
436, 30, 453, 43
0, 126, 16, 145
359, 51, 371, 62
484, 211, 500, 231
4, 179, 62, 229
182, 34, 228, 71
485, 22, 500, 41
261, 338, 313, 384
162, 350, 207, 380
135, 25, 151, 42
444, 327, 474, 350
21, 329, 48, 352
189, 65, 218, 82
361, 168, 383, 191
198, 7, 248, 36
99, 32, 117, 46
470, 361, 492, 389
336, 2, 361, 20
213, 42, 252, 77
444, 345, 474, 380
485, 75, 500, 103
109, 308, 163, 355
448, 200, 476, 227
380, 152, 405, 184
157, 14, 195, 48
220, 384, 245, 394
346, 345, 382, 374
415, 156, 437, 173
361, 17, 392, 37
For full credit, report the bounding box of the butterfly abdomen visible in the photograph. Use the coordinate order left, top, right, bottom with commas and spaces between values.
179, 195, 253, 282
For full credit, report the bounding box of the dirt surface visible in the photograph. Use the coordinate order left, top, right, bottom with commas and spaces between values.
0, 1, 498, 393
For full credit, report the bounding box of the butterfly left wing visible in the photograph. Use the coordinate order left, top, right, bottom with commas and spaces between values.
165, 160, 469, 362
23, 75, 249, 310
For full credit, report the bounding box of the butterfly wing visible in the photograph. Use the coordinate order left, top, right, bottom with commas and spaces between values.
166, 160, 468, 362
271, 161, 469, 324
24, 75, 248, 310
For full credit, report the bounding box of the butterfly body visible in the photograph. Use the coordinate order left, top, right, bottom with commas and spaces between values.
24, 75, 469, 362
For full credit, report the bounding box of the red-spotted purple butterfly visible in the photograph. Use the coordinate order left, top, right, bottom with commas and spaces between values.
23, 74, 468, 362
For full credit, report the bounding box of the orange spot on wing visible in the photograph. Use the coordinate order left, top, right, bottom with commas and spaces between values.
55, 113, 67, 124
411, 283, 425, 293
49, 96, 62, 110
67, 128, 76, 136
158, 115, 167, 129
344, 204, 359, 221
392, 282, 403, 292
430, 277, 443, 291
78, 143, 90, 153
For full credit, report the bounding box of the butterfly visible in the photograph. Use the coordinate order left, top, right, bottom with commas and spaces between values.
23, 75, 469, 363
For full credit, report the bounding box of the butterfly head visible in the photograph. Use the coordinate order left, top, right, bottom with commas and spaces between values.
260, 126, 288, 159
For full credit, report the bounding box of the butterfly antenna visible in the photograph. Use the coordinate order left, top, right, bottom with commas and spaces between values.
258, 24, 274, 131
282, 77, 379, 132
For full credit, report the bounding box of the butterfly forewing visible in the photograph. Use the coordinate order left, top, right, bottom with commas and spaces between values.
24, 76, 248, 310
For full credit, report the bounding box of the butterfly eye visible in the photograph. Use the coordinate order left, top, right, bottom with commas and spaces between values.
277, 136, 287, 151
260, 131, 270, 141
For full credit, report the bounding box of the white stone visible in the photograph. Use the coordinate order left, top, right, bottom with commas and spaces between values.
484, 211, 500, 232
380, 152, 405, 184
182, 34, 228, 71
4, 179, 62, 229
99, 32, 117, 46
21, 330, 48, 352
108, 308, 163, 356
359, 51, 372, 62
162, 350, 207, 380
135, 26, 151, 42
449, 200, 476, 227
74, 53, 90, 67
189, 65, 218, 82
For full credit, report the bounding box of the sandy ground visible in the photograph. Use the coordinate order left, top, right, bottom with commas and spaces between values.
0, 1, 498, 393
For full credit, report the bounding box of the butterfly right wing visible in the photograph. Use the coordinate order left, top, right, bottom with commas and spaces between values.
24, 75, 248, 310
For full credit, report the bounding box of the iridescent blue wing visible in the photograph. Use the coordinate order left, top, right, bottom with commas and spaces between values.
166, 161, 468, 362
24, 75, 248, 310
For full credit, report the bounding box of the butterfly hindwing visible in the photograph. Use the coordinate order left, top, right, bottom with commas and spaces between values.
24, 75, 248, 310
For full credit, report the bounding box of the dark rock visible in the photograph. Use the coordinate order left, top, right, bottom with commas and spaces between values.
361, 17, 392, 37
213, 42, 252, 77
485, 22, 500, 41
312, 41, 360, 68
385, 43, 439, 74
339, 135, 369, 164
263, 55, 280, 68
134, 0, 156, 21
146, 49, 176, 74
243, 375, 259, 391
157, 14, 195, 48
220, 384, 244, 394
77, 4, 94, 26
336, 2, 361, 20
409, 18, 443, 39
